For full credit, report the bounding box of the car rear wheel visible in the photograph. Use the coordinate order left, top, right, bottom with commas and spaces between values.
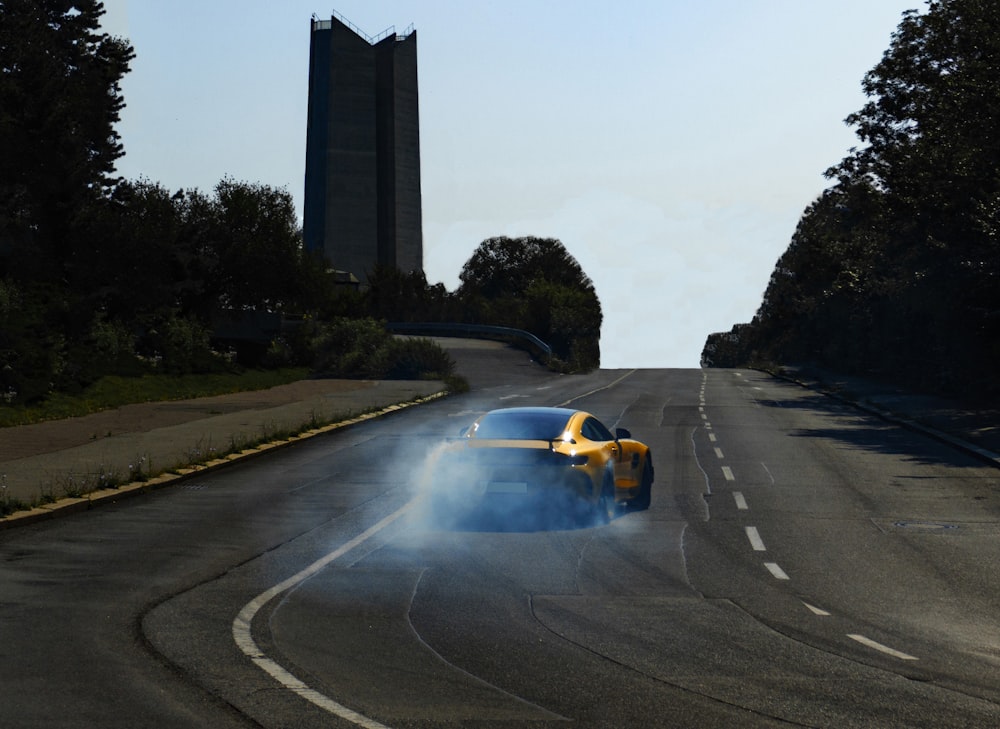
594, 471, 617, 524
630, 454, 653, 510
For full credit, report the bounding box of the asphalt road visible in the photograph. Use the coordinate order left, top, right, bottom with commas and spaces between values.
2, 346, 999, 728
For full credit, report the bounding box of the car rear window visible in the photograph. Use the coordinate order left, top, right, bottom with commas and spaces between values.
473, 410, 572, 440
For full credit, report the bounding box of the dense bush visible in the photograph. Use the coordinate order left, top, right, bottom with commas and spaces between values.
383, 337, 456, 380
310, 318, 455, 381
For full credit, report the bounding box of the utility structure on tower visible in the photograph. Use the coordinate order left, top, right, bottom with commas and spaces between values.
303, 13, 423, 284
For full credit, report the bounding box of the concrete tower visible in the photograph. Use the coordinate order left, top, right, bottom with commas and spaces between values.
303, 14, 422, 283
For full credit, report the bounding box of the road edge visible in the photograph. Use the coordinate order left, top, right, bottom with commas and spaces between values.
0, 390, 449, 531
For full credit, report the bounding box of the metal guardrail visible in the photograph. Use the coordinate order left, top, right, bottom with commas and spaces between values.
386, 322, 553, 357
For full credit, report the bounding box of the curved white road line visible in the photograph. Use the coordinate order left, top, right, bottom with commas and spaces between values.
232, 501, 417, 729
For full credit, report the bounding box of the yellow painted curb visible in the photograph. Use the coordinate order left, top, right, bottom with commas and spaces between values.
0, 389, 447, 530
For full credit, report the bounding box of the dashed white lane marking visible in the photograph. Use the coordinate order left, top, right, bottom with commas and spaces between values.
733, 492, 748, 510
764, 562, 789, 580
714, 447, 724, 459
848, 634, 918, 661
700, 413, 707, 420
721, 466, 735, 481
745, 526, 767, 551
233, 503, 416, 729
708, 433, 717, 442
803, 602, 831, 616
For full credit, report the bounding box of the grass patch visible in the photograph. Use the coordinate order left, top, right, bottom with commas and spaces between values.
0, 368, 310, 428
0, 389, 447, 519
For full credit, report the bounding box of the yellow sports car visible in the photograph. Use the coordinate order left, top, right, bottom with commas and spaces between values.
422, 406, 653, 524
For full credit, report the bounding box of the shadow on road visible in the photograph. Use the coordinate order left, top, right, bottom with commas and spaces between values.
759, 394, 989, 469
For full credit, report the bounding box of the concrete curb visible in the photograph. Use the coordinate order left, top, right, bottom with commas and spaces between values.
0, 390, 448, 530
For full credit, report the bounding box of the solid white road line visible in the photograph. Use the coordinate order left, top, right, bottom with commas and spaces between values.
232, 502, 417, 729
733, 492, 748, 510
557, 370, 636, 407
764, 562, 790, 580
745, 526, 767, 551
848, 634, 918, 661
721, 466, 735, 481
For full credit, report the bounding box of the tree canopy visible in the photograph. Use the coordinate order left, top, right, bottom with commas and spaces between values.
0, 0, 134, 278
457, 236, 602, 370
704, 0, 1000, 398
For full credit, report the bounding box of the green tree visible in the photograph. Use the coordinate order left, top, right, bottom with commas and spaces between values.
710, 1, 1000, 396
0, 1, 134, 400
364, 264, 451, 322
78, 181, 188, 320
829, 0, 1000, 389
0, 0, 134, 280
457, 236, 602, 370
747, 182, 889, 369
458, 236, 599, 300
209, 179, 321, 313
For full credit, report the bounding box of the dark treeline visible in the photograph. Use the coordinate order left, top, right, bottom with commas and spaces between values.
362, 236, 603, 373
0, 2, 601, 405
702, 0, 1000, 400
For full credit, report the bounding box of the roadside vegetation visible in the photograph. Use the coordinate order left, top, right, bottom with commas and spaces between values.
703, 0, 1000, 401
359, 237, 603, 373
0, 368, 309, 428
0, 2, 597, 424
0, 388, 439, 517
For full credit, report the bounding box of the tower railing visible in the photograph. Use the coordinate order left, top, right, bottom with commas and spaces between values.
312, 11, 412, 42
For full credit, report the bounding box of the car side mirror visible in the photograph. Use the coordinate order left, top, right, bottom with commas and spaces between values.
615, 427, 631, 441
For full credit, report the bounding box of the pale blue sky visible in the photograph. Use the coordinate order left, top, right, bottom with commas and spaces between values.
102, 1, 918, 368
